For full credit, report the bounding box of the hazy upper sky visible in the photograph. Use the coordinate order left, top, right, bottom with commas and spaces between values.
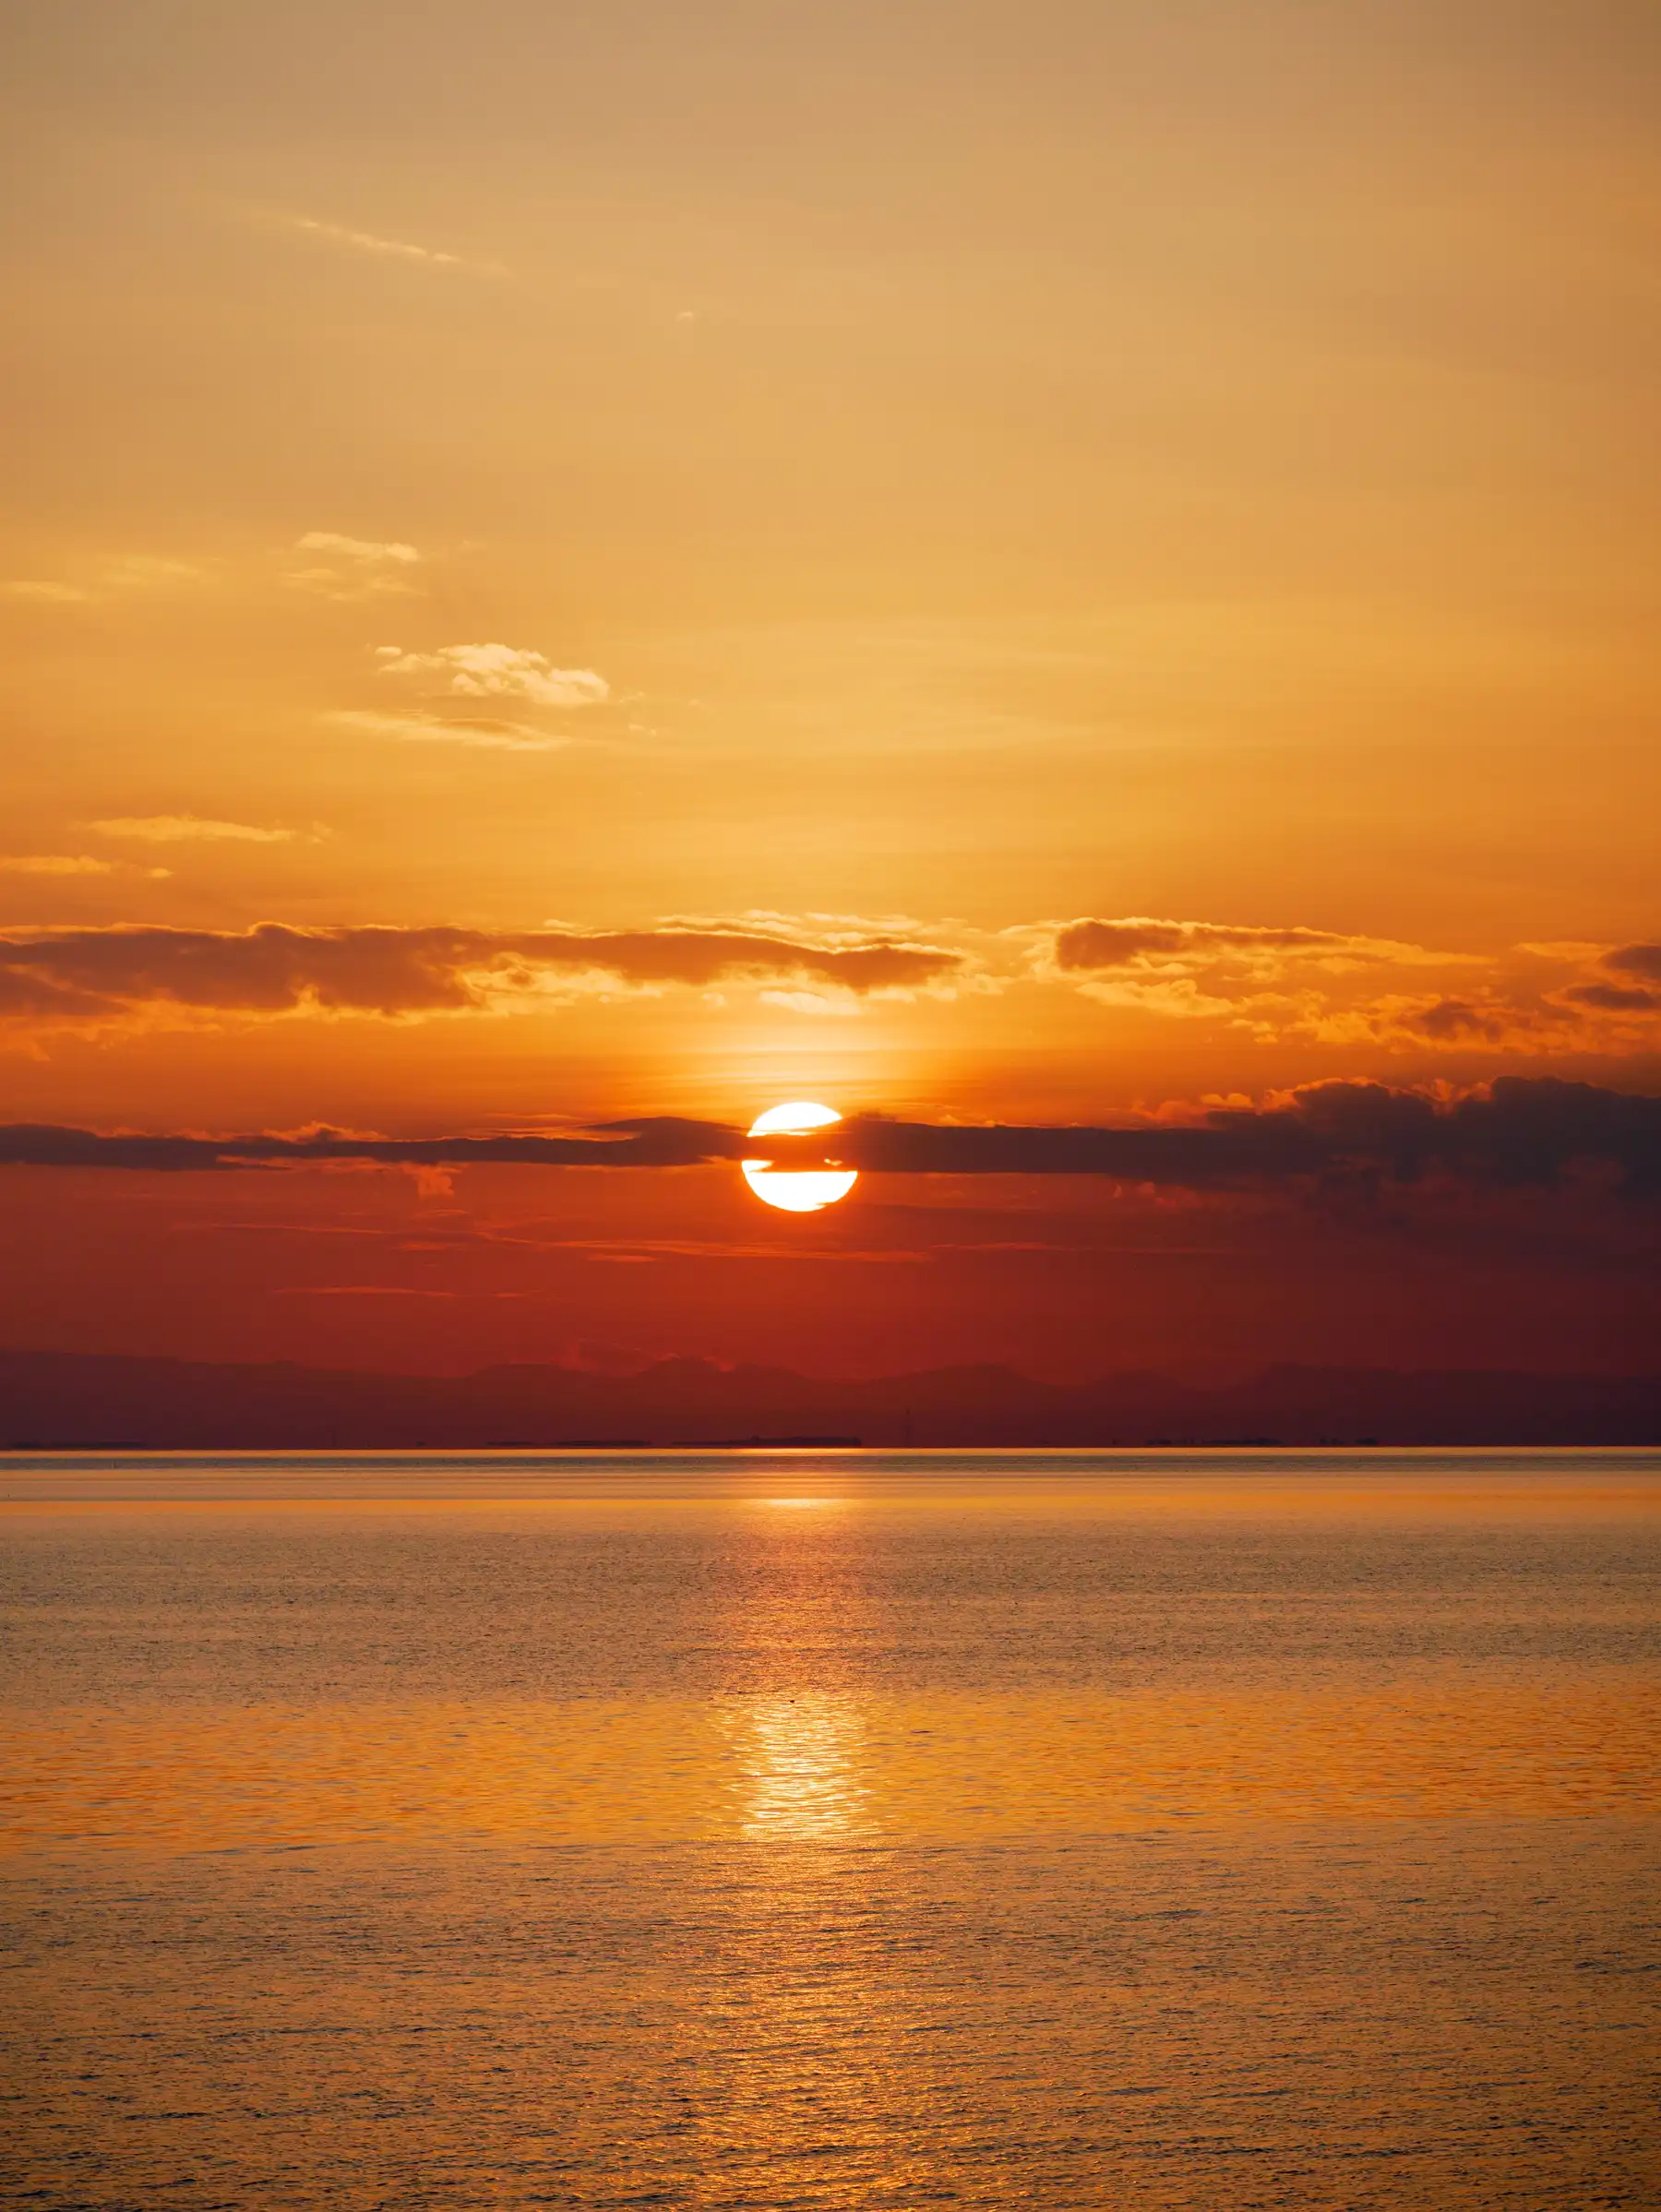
1, 1, 1656, 1374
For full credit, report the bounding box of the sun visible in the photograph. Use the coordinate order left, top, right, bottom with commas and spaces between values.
742, 1101, 858, 1213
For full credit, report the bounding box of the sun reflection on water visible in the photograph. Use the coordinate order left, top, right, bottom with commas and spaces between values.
732, 1691, 869, 1840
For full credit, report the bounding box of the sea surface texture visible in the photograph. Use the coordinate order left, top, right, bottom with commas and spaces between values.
3, 1449, 1657, 2209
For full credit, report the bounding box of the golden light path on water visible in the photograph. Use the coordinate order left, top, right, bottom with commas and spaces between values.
6, 1466, 1657, 1853
4, 1453, 1660, 2209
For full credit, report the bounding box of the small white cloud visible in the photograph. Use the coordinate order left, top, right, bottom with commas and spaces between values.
0, 854, 117, 875
283, 532, 423, 601
297, 532, 420, 566
328, 709, 571, 754
90, 815, 309, 844
2, 580, 91, 604
376, 641, 610, 709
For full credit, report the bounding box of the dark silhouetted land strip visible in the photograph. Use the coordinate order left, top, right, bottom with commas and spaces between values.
1, 1348, 1656, 1448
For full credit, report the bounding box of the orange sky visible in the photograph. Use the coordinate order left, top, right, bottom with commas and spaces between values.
2, 2, 1657, 1379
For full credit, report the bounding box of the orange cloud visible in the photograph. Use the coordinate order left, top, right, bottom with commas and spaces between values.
375, 642, 610, 709
0, 855, 118, 876
328, 710, 574, 753
1053, 916, 1446, 975
89, 816, 316, 845
1048, 917, 1661, 1056
1604, 943, 1661, 983
0, 921, 962, 1029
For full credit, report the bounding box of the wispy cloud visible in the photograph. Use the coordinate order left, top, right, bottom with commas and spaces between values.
1052, 916, 1459, 981
283, 532, 423, 602
90, 816, 317, 846
0, 855, 117, 876
5, 558, 201, 606
376, 642, 610, 709
2, 580, 93, 604
284, 215, 469, 269
758, 989, 864, 1017
100, 556, 201, 588
0, 854, 173, 884
299, 532, 419, 567
328, 710, 572, 754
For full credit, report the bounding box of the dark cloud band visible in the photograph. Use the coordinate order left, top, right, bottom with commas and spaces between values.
5, 1079, 1657, 1193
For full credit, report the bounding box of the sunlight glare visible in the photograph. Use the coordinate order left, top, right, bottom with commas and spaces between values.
742, 1100, 858, 1212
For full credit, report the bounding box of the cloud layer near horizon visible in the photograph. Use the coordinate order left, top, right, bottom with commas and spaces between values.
5, 1078, 1657, 1196
1049, 919, 1661, 1052
0, 922, 959, 1022
0, 917, 1655, 1056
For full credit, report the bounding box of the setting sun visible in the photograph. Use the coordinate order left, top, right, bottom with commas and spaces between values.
741, 1101, 859, 1213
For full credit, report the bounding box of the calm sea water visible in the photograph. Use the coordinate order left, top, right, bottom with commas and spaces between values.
3, 1449, 1657, 2209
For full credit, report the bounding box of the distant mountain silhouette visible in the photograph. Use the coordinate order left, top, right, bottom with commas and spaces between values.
1, 1348, 1656, 1447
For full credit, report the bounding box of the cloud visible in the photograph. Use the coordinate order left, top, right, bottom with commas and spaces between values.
0, 1119, 747, 1173
100, 556, 201, 588
1562, 983, 1661, 1014
1300, 991, 1579, 1053
1047, 915, 1661, 1054
299, 532, 419, 567
758, 989, 865, 1016
1, 580, 92, 604
0, 921, 962, 1029
4, 560, 203, 606
327, 711, 570, 754
1054, 917, 1452, 974
89, 816, 310, 845
6, 1080, 1657, 1198
376, 642, 610, 710
4, 906, 1650, 1053
1537, 945, 1661, 1024
285, 216, 465, 269
804, 1079, 1661, 1197
1393, 998, 1540, 1044
0, 855, 117, 876
0, 855, 173, 882
284, 533, 422, 601
1047, 914, 1462, 1029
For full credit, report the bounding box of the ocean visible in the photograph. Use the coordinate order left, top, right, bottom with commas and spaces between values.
3, 1449, 1657, 2208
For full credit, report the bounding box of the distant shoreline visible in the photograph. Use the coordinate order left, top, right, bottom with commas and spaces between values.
2, 1346, 1657, 1450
